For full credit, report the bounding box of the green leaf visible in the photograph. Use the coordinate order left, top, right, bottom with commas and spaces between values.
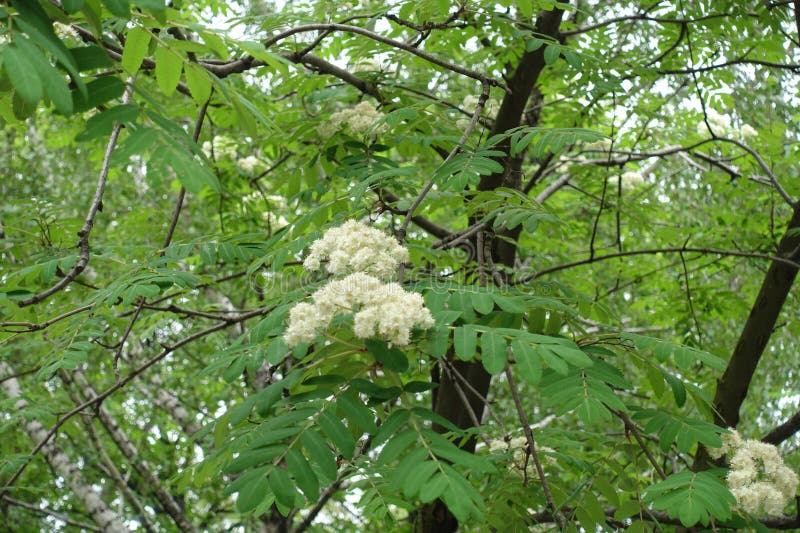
300, 430, 338, 480
234, 469, 270, 512
470, 292, 495, 314
336, 393, 378, 434
285, 448, 319, 501
63, 0, 85, 13
480, 331, 507, 374
491, 294, 526, 313
200, 31, 228, 59
12, 16, 82, 95
121, 27, 151, 74
537, 344, 569, 375
71, 45, 113, 71
101, 0, 130, 17
512, 339, 542, 384
544, 44, 561, 65
372, 409, 409, 447
133, 0, 166, 11
525, 37, 545, 51
268, 467, 297, 509
4, 43, 43, 106
318, 410, 355, 460
72, 77, 125, 112
224, 446, 283, 474
365, 339, 409, 373
563, 49, 582, 69
544, 344, 593, 368
663, 371, 687, 407
426, 325, 450, 358
76, 104, 139, 141
403, 460, 439, 498
643, 470, 735, 526
419, 472, 449, 503
12, 36, 72, 115
454, 326, 477, 361
186, 63, 212, 104
377, 428, 417, 465
154, 45, 183, 96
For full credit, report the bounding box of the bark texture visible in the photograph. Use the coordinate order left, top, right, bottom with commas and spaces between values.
417, 7, 566, 533
711, 204, 800, 429
0, 363, 131, 533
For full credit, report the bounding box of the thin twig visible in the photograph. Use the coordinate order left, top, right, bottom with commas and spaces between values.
503, 363, 565, 528
262, 24, 506, 90
292, 436, 373, 533
716, 137, 795, 206
440, 363, 491, 447
0, 305, 271, 495
398, 81, 491, 251
679, 249, 703, 345
18, 87, 131, 308
112, 101, 211, 377
441, 358, 505, 430
514, 246, 800, 284
0, 304, 93, 333
0, 495, 101, 532
608, 407, 667, 480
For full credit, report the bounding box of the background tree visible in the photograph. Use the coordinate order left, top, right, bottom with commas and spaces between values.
1, 0, 799, 531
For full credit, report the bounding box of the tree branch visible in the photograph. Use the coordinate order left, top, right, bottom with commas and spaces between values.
0, 305, 270, 494
763, 409, 800, 445
0, 494, 102, 532
514, 245, 800, 284
17, 87, 130, 308
261, 24, 506, 90
708, 206, 800, 429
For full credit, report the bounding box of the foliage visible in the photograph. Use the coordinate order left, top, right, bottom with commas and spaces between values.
1, 0, 799, 532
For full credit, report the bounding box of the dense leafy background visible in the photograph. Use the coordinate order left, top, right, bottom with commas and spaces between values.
1, 0, 799, 531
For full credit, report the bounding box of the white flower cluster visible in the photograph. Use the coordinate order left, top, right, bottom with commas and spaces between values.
54, 22, 78, 40
202, 136, 237, 159
609, 171, 645, 190
351, 58, 381, 73
283, 221, 433, 347
243, 193, 287, 209
237, 155, 264, 175
487, 437, 557, 476
709, 429, 798, 516
697, 109, 758, 140
456, 94, 500, 130
303, 219, 409, 279
585, 137, 613, 151
317, 101, 388, 139
263, 212, 288, 230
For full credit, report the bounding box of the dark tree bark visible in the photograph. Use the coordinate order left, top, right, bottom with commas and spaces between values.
709, 205, 800, 430
417, 7, 566, 533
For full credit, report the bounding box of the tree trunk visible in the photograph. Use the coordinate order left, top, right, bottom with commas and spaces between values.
711, 204, 800, 429
417, 7, 566, 533
0, 363, 131, 533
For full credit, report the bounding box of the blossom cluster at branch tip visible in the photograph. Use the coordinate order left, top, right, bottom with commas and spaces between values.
696, 109, 759, 140
609, 171, 645, 190
283, 221, 433, 347
237, 155, 264, 175
456, 94, 499, 130
351, 58, 381, 73
486, 437, 557, 477
201, 136, 237, 159
585, 137, 613, 151
317, 101, 388, 139
303, 219, 409, 279
709, 429, 798, 516
54, 22, 78, 40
